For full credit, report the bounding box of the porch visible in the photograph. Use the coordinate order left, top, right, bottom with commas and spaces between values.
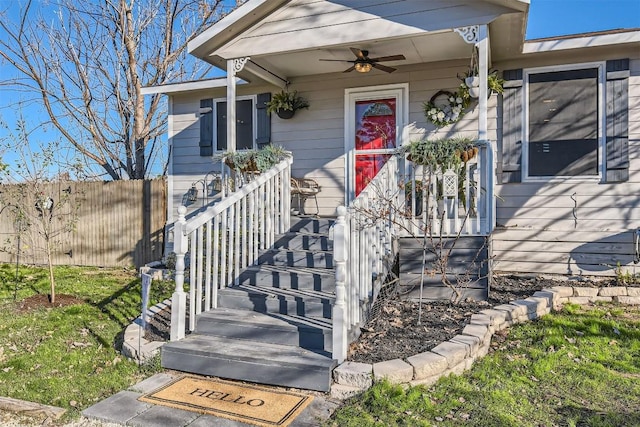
164, 137, 493, 390
161, 0, 515, 391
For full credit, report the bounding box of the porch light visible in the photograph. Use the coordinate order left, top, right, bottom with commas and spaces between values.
355, 62, 372, 73
186, 185, 198, 202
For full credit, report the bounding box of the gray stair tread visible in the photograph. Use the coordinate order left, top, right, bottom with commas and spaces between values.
244, 263, 335, 275
222, 284, 334, 301
289, 219, 334, 234
273, 232, 333, 251
263, 248, 334, 266
164, 335, 335, 368
277, 231, 333, 238
266, 248, 333, 255
197, 308, 332, 331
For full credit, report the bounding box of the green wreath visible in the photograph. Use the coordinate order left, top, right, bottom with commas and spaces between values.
423, 85, 471, 128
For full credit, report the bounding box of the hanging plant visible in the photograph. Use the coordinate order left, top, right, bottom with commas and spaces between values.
422, 87, 470, 128
265, 89, 309, 119
458, 46, 504, 99
459, 69, 505, 99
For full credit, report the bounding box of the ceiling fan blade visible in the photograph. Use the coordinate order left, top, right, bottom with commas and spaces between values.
343, 65, 356, 73
350, 47, 367, 60
370, 54, 406, 62
372, 63, 396, 73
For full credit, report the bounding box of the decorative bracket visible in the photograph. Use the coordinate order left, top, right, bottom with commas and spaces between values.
231, 57, 250, 75
454, 26, 479, 44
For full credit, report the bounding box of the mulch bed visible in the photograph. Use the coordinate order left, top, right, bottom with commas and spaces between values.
17, 294, 84, 313
143, 275, 616, 364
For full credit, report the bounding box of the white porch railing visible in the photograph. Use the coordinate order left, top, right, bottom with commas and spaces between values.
402, 141, 494, 237
170, 157, 292, 341
332, 141, 494, 362
332, 155, 400, 363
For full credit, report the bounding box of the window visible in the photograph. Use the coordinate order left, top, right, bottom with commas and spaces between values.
525, 65, 602, 178
215, 98, 255, 151
199, 95, 264, 156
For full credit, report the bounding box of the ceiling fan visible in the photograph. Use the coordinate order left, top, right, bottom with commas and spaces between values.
319, 47, 406, 73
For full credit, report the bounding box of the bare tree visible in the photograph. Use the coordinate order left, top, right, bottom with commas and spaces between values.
0, 118, 80, 304
0, 0, 228, 180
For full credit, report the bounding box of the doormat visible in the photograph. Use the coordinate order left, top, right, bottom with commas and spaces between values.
139, 375, 313, 427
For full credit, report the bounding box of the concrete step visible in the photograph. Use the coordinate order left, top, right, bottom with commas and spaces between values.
238, 264, 336, 293
289, 217, 335, 235
258, 248, 334, 269
218, 284, 334, 319
273, 232, 333, 251
161, 335, 337, 392
195, 307, 332, 352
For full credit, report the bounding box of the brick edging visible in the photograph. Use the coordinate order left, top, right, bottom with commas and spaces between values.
330, 286, 640, 399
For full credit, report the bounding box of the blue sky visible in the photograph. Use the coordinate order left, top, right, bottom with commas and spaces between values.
526, 0, 640, 39
1, 0, 639, 178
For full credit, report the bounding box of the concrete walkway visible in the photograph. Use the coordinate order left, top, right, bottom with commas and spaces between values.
82, 373, 339, 427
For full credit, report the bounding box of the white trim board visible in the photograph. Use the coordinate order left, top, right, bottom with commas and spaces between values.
343, 83, 409, 204
141, 78, 247, 96
523, 30, 640, 54
521, 61, 606, 183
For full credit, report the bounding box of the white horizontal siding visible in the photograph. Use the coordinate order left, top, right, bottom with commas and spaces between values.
167, 59, 487, 218
492, 51, 640, 277
270, 60, 487, 215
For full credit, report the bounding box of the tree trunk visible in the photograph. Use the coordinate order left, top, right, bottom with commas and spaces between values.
46, 236, 56, 304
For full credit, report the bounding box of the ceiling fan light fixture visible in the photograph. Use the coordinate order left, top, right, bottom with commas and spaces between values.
355, 62, 372, 73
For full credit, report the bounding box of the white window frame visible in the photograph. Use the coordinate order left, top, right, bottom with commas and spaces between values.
212, 94, 257, 152
522, 61, 605, 182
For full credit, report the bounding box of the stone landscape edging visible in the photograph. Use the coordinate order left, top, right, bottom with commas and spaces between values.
330, 286, 640, 399
121, 298, 171, 363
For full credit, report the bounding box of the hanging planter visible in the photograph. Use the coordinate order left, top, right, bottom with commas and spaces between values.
465, 76, 480, 98
266, 89, 309, 120
459, 46, 504, 100
276, 109, 295, 120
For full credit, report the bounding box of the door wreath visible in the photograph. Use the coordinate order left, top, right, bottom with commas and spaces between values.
422, 87, 470, 128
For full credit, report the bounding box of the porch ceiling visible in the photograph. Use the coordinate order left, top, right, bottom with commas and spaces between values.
195, 0, 528, 82
254, 32, 474, 78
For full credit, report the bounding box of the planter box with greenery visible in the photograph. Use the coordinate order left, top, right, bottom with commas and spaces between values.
214, 144, 292, 173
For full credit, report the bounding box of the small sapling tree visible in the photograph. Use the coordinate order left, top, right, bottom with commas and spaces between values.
0, 118, 81, 303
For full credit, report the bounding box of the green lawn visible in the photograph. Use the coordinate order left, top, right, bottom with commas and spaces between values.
0, 264, 173, 421
327, 303, 640, 427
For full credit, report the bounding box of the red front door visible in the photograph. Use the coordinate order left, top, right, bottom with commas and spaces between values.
354, 98, 397, 196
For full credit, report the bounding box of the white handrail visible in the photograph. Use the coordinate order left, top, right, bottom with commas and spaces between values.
332, 155, 399, 363
170, 157, 292, 341
332, 143, 492, 362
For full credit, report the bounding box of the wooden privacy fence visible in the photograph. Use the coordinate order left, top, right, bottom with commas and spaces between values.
0, 179, 166, 268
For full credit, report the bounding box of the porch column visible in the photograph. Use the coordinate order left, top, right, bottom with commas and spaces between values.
455, 24, 495, 233
477, 25, 488, 142
226, 57, 249, 152
476, 25, 495, 232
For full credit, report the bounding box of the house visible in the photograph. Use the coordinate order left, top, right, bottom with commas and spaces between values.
142, 0, 639, 391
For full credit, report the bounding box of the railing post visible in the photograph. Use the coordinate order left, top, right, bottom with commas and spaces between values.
170, 206, 188, 341
332, 206, 348, 363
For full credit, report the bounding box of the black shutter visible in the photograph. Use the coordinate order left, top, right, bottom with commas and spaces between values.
256, 92, 271, 149
499, 69, 523, 183
199, 99, 213, 156
605, 59, 629, 182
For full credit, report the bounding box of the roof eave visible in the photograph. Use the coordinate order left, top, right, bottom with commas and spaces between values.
140, 77, 247, 96
188, 0, 290, 60
523, 28, 640, 54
